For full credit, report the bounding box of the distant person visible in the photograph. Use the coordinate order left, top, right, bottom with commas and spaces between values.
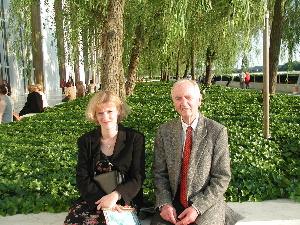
68, 76, 74, 86
76, 81, 86, 98
0, 80, 11, 96
87, 80, 96, 94
0, 84, 14, 123
36, 84, 49, 109
63, 82, 76, 102
0, 98, 5, 123
19, 85, 44, 116
244, 72, 251, 89
60, 79, 66, 94
239, 72, 245, 89
226, 76, 233, 87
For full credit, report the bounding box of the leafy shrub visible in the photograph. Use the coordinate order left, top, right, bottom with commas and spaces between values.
0, 82, 299, 215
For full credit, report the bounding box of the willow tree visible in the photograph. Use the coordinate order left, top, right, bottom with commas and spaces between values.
77, 2, 105, 86
101, 0, 126, 98
8, 0, 32, 85
8, 0, 46, 86
269, 0, 300, 94
30, 0, 44, 85
282, 0, 300, 62
125, 24, 143, 95
136, 0, 267, 85
198, 0, 265, 85
269, 0, 285, 94
123, 0, 148, 96
54, 0, 66, 83
138, 0, 193, 81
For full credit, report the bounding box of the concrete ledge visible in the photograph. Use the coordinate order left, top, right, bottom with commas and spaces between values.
229, 199, 300, 225
237, 221, 300, 225
0, 199, 299, 225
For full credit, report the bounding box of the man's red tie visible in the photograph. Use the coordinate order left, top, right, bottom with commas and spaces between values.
180, 126, 193, 208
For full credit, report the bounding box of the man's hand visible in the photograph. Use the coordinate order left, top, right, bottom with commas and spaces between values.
160, 204, 178, 224
175, 206, 198, 225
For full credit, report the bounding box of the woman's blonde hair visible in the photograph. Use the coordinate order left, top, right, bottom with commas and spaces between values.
28, 84, 38, 93
35, 84, 43, 92
85, 90, 129, 124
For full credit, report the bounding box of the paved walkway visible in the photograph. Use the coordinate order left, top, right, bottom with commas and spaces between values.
215, 81, 300, 95
0, 199, 299, 225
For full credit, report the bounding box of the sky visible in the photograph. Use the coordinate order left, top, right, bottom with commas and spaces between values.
237, 33, 300, 68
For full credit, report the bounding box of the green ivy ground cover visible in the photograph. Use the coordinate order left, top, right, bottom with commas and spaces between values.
0, 82, 299, 215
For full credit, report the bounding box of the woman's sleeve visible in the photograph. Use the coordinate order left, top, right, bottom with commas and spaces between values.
76, 135, 106, 205
115, 132, 145, 204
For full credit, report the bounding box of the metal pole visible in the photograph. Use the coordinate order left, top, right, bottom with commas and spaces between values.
263, 10, 270, 139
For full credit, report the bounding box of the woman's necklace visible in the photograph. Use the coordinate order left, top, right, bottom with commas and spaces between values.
100, 135, 117, 156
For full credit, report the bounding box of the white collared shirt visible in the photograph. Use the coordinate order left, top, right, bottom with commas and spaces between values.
181, 113, 199, 152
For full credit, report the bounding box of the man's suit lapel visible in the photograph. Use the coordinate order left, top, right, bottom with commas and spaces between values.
188, 113, 208, 185
168, 119, 183, 192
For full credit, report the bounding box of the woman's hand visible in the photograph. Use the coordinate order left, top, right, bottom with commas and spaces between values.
95, 191, 120, 210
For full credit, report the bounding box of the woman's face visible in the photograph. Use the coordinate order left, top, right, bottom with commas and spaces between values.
95, 102, 119, 130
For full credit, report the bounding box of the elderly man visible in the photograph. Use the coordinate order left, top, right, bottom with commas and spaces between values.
151, 79, 238, 225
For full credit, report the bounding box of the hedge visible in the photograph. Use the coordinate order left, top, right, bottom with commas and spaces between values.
0, 82, 299, 216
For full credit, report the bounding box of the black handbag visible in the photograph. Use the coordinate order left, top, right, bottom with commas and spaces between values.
93, 170, 124, 194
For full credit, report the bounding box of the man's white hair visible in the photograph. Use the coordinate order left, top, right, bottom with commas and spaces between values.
171, 79, 202, 100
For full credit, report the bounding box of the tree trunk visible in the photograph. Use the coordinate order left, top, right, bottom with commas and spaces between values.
74, 54, 80, 84
190, 43, 195, 80
183, 60, 189, 78
95, 35, 101, 86
82, 26, 90, 85
92, 30, 100, 86
175, 49, 180, 80
54, 0, 66, 83
72, 33, 80, 84
125, 24, 143, 96
204, 47, 215, 86
101, 0, 125, 99
31, 0, 44, 85
69, 2, 80, 84
269, 0, 285, 94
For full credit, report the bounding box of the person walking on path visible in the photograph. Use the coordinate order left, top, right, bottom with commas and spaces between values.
239, 72, 245, 89
244, 72, 251, 89
150, 79, 240, 225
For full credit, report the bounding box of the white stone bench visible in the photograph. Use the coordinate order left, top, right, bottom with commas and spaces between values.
0, 199, 299, 225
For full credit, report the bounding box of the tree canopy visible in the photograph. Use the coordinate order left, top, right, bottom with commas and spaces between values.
6, 0, 300, 95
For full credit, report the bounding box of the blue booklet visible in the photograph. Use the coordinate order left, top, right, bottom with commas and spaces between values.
103, 207, 141, 225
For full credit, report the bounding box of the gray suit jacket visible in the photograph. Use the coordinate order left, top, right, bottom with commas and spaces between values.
153, 113, 231, 224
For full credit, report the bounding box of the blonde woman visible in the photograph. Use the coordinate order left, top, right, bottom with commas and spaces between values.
19, 84, 43, 116
64, 90, 145, 225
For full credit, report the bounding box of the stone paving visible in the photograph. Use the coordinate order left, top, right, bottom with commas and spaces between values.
0, 199, 299, 225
